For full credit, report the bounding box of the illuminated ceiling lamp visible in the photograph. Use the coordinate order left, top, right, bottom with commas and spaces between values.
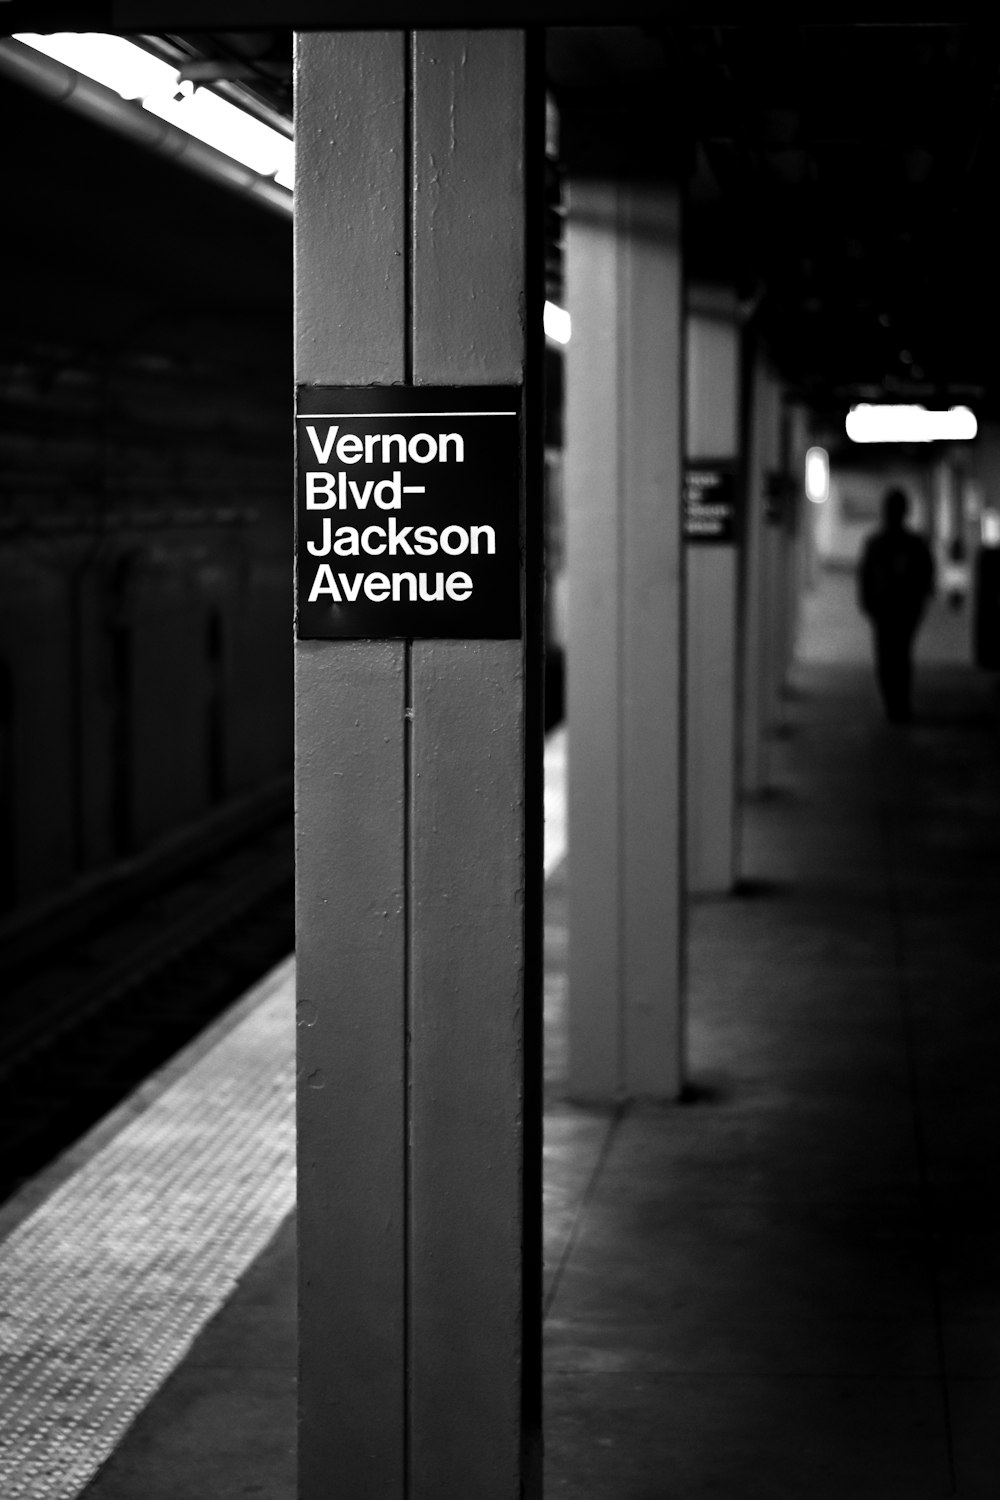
805, 446, 830, 504
544, 302, 571, 345
845, 404, 978, 443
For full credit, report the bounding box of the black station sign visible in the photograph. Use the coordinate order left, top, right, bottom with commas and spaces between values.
683, 464, 739, 544
296, 386, 521, 639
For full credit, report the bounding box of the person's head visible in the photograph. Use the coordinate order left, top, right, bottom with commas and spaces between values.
882, 488, 909, 529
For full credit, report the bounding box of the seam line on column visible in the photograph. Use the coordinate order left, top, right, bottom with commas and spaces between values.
403, 635, 413, 1498
405, 30, 414, 389
403, 31, 414, 1497
616, 183, 629, 1097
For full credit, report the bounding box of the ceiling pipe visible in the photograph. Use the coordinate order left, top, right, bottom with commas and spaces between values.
0, 37, 292, 220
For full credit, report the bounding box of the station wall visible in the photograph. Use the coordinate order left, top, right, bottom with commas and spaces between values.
0, 75, 292, 920
0, 323, 291, 915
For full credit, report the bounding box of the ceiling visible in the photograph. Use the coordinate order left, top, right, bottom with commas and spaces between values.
172, 21, 1000, 422
7, 20, 1000, 424
187, 20, 1000, 423
550, 22, 1000, 421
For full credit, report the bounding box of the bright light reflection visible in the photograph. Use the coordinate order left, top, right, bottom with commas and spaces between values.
544, 302, 571, 345
845, 404, 978, 444
805, 446, 829, 504
14, 33, 294, 188
983, 511, 1000, 547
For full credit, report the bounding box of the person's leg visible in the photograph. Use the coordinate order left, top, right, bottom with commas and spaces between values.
874, 621, 911, 722
873, 623, 895, 718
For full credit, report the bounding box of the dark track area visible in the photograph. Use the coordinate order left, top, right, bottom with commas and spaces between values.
0, 795, 293, 1204
0, 69, 295, 1210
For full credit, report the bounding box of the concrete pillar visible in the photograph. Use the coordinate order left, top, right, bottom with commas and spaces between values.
767, 397, 795, 735
740, 354, 782, 799
685, 289, 740, 895
971, 424, 1000, 582
784, 403, 811, 667
932, 456, 961, 558
565, 177, 684, 1101
799, 413, 823, 594
294, 32, 542, 1499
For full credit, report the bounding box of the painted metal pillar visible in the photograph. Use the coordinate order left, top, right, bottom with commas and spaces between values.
784, 403, 811, 672
766, 395, 794, 737
294, 31, 542, 1500
684, 288, 741, 895
740, 354, 781, 799
565, 178, 684, 1101
932, 455, 956, 560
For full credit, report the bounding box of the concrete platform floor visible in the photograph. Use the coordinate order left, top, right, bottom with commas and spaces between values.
83, 571, 1000, 1498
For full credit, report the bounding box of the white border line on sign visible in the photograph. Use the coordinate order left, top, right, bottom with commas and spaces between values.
295, 411, 518, 419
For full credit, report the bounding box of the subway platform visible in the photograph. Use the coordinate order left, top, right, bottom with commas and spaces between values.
3, 566, 1000, 1497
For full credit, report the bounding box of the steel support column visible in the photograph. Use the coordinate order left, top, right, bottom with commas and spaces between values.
685, 290, 741, 895
565, 178, 684, 1101
294, 30, 542, 1498
740, 356, 782, 800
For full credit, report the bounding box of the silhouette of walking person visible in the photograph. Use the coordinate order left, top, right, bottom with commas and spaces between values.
858, 487, 934, 723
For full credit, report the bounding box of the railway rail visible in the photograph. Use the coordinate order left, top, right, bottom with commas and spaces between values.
0, 781, 294, 1203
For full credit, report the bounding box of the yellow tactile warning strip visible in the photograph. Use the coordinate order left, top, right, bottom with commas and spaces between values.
0, 958, 296, 1500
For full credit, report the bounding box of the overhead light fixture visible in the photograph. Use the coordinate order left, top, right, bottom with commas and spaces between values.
845, 404, 978, 444
804, 446, 829, 504
13, 32, 293, 187
544, 302, 571, 345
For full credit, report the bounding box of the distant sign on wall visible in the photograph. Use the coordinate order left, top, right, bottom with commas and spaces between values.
296, 386, 521, 639
683, 464, 738, 544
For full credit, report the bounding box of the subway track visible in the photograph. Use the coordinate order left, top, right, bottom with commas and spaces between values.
0, 790, 294, 1204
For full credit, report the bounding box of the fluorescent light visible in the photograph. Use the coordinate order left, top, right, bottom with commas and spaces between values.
14, 33, 293, 188
845, 404, 978, 444
16, 32, 175, 97
804, 446, 829, 504
544, 301, 571, 345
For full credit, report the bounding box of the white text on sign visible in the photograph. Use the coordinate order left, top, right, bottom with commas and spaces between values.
295, 392, 521, 641
303, 426, 476, 604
